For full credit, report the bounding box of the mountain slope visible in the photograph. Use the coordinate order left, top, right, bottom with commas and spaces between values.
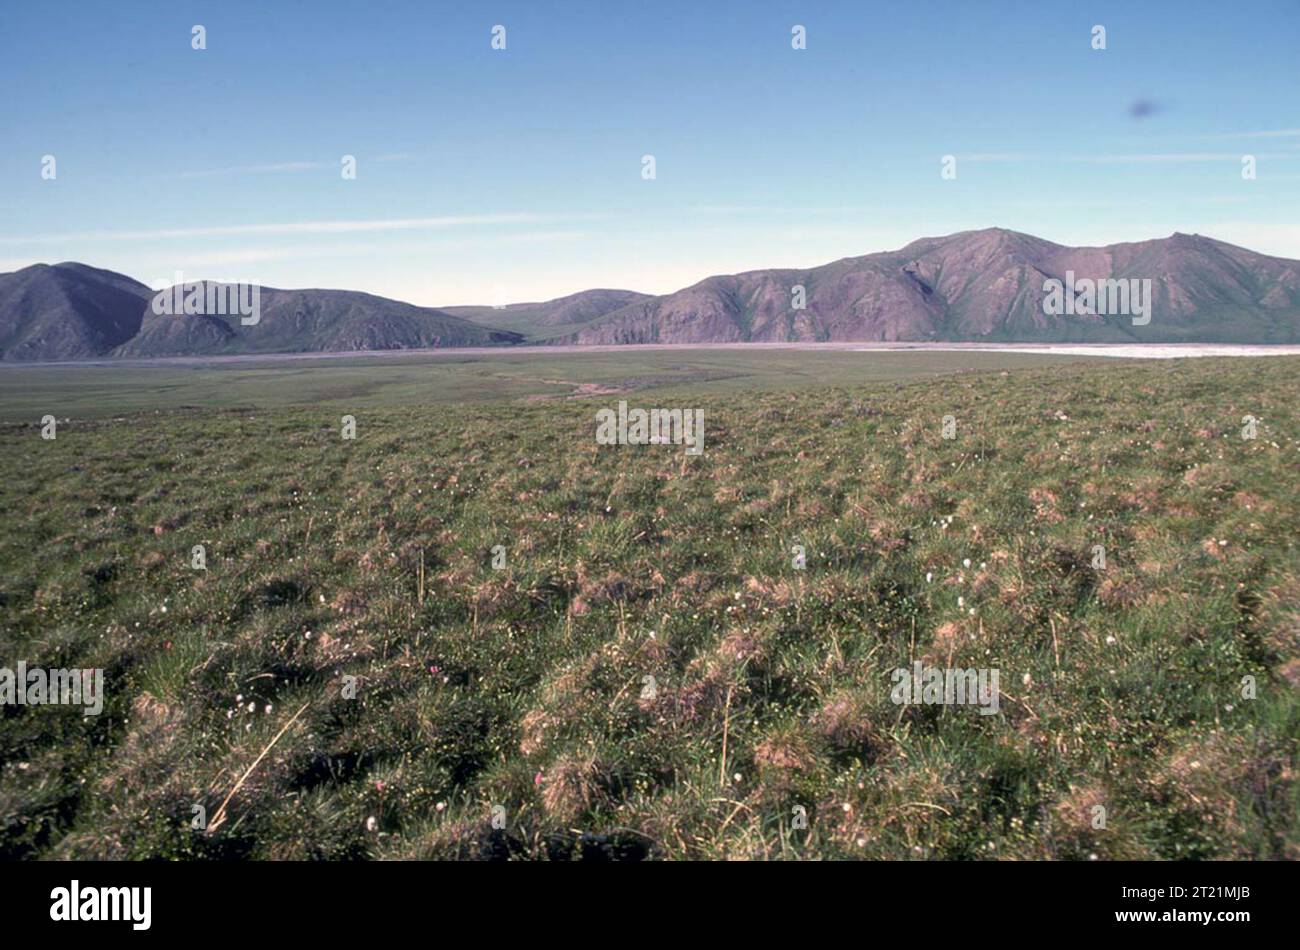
562, 229, 1300, 345
116, 284, 523, 357
0, 267, 524, 361
443, 288, 652, 341
0, 263, 153, 360
6, 230, 1300, 360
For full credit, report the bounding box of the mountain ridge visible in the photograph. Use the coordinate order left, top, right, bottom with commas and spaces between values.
4, 229, 1299, 360
552, 228, 1300, 346
0, 266, 524, 360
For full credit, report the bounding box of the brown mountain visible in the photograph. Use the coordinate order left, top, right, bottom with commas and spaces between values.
443, 288, 652, 340
116, 284, 524, 357
559, 229, 1300, 345
5, 230, 1299, 360
0, 265, 523, 361
0, 263, 153, 360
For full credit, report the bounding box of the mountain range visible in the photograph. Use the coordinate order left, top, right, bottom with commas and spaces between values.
0, 263, 523, 361
3, 229, 1298, 361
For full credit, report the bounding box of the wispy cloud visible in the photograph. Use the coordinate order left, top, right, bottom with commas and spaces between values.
172, 161, 331, 180
1206, 128, 1300, 140
139, 231, 589, 270
959, 151, 1291, 164
689, 204, 873, 215
172, 153, 423, 178
1196, 222, 1300, 258
960, 153, 1043, 163
0, 257, 41, 273
1, 213, 610, 245
999, 194, 1250, 210
1070, 152, 1245, 163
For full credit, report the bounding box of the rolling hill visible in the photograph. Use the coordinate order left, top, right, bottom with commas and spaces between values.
0, 263, 154, 361
556, 229, 1300, 345
5, 229, 1300, 360
0, 265, 523, 361
443, 289, 652, 341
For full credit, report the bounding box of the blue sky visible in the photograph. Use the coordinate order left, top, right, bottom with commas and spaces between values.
2, 0, 1298, 304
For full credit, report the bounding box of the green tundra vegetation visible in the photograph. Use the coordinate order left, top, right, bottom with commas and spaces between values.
0, 354, 1297, 859
0, 348, 1088, 421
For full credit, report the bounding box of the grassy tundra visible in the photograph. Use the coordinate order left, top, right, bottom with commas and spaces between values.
1, 355, 1297, 859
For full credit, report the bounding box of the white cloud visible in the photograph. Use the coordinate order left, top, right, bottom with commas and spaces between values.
959, 151, 1296, 165
172, 154, 423, 178
0, 257, 42, 272
688, 204, 874, 215
1070, 152, 1252, 164
1206, 128, 1300, 140
134, 231, 589, 270
0, 213, 610, 245
960, 153, 1043, 163
173, 161, 330, 179
1196, 223, 1300, 258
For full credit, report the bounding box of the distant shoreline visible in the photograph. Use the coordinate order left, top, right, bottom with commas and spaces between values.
3, 341, 1300, 370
